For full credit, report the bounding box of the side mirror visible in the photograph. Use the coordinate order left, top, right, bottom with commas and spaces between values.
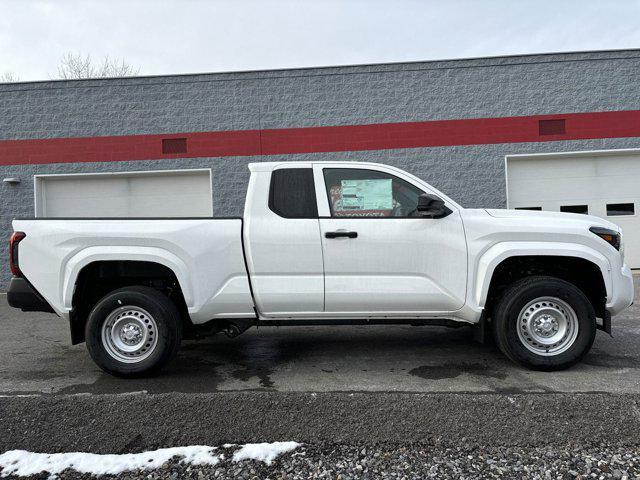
416, 193, 451, 218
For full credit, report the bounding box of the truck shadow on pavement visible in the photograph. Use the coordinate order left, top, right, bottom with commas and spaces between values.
49, 326, 493, 393
53, 325, 592, 395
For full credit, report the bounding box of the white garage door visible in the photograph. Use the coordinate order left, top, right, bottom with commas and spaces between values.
507, 150, 640, 269
35, 169, 213, 218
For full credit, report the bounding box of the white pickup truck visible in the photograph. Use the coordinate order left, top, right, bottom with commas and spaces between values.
7, 161, 635, 376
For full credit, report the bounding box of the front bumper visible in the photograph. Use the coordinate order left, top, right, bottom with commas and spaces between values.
606, 264, 635, 317
6, 277, 55, 313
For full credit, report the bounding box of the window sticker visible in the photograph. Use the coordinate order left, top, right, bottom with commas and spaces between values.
324, 168, 427, 218
340, 179, 392, 210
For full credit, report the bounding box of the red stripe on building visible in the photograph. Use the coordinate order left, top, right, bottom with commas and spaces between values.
2, 110, 640, 166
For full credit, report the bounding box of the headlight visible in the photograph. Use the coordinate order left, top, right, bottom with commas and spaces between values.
589, 226, 621, 250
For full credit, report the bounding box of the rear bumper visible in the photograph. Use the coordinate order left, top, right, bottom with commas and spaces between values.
6, 277, 55, 313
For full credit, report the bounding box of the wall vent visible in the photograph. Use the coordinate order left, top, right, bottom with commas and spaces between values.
162, 138, 187, 154
539, 119, 566, 135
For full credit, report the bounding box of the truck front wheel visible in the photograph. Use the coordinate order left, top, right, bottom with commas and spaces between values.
493, 276, 596, 371
85, 286, 182, 377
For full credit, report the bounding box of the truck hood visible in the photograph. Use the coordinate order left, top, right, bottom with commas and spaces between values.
484, 209, 621, 232
457, 209, 625, 261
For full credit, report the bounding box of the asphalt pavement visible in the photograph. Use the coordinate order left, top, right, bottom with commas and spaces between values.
0, 276, 639, 459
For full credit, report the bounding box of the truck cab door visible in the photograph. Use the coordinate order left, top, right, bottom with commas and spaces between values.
243, 165, 324, 317
314, 163, 467, 316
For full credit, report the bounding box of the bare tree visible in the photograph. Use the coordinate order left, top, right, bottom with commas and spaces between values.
0, 72, 20, 83
56, 52, 140, 79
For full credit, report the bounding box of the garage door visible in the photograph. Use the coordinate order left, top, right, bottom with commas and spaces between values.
34, 169, 213, 218
506, 150, 640, 269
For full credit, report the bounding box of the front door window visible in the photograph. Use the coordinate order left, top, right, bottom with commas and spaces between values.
323, 168, 425, 218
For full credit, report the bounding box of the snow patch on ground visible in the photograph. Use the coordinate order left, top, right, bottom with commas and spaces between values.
0, 446, 219, 478
232, 442, 301, 465
0, 442, 300, 478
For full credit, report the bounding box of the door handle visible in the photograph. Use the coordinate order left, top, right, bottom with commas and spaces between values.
325, 231, 358, 239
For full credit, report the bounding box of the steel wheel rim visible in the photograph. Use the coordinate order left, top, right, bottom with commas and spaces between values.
516, 296, 579, 356
101, 306, 158, 363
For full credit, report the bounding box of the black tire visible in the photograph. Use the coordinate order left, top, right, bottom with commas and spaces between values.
492, 276, 596, 371
85, 286, 182, 377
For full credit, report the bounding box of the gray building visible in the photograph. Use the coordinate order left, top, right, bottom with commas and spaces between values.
2, 49, 640, 289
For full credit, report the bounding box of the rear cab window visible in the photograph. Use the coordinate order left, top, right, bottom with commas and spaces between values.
268, 168, 318, 219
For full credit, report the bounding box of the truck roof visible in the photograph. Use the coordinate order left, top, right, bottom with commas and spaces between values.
248, 161, 391, 172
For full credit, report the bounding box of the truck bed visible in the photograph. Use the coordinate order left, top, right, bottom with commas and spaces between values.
12, 218, 255, 322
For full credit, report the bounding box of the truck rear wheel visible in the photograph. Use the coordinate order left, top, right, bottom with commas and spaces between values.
85, 286, 182, 377
492, 276, 596, 371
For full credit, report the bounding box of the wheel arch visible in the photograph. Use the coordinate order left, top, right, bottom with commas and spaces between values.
475, 242, 610, 318
69, 258, 191, 344
62, 246, 193, 310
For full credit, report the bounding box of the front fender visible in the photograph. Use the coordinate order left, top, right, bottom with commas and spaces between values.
473, 242, 611, 308
62, 246, 192, 311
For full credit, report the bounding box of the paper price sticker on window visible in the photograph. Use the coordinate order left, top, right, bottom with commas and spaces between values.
340, 179, 393, 211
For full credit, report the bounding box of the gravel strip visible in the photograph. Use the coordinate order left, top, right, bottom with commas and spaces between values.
3, 392, 640, 453
2, 443, 640, 479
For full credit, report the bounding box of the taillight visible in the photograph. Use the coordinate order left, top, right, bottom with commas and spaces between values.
9, 232, 26, 276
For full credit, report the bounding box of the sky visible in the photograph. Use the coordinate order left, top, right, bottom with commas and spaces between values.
2, 0, 640, 81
